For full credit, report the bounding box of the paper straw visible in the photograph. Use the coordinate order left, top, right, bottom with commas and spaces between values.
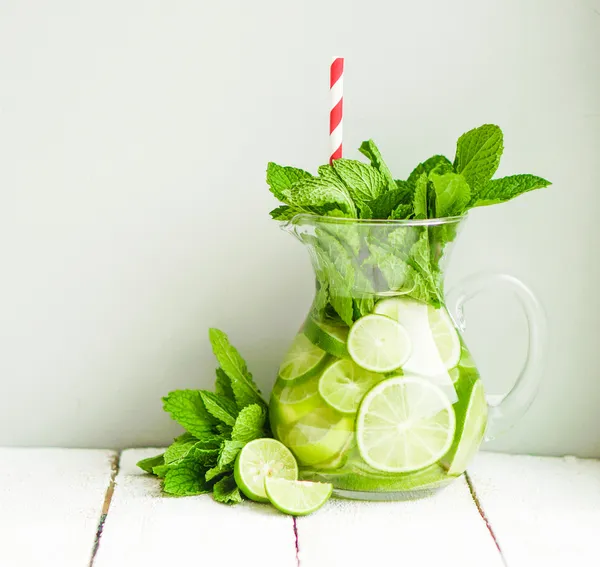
329, 57, 344, 164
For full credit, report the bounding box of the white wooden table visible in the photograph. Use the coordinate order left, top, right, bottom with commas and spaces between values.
0, 449, 598, 567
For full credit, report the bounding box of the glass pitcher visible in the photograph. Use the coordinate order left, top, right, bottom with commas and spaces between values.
269, 214, 546, 501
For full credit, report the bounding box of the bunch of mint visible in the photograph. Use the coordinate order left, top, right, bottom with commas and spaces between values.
137, 329, 270, 504
266, 124, 550, 319
267, 124, 550, 221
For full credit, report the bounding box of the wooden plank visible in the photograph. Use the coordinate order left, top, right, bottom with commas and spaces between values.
94, 449, 296, 567
0, 448, 116, 567
467, 451, 600, 566
297, 477, 504, 567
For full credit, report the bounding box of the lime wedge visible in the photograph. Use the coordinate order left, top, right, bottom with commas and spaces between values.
278, 333, 328, 382
356, 375, 456, 473
303, 317, 349, 358
264, 478, 332, 516
442, 377, 488, 475
234, 439, 298, 502
347, 314, 411, 373
318, 359, 382, 414
458, 343, 477, 370
286, 408, 354, 466
374, 297, 460, 370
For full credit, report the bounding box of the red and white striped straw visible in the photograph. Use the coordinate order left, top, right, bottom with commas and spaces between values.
329, 57, 344, 164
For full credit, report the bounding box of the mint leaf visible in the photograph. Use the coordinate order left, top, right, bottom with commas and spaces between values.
217, 440, 246, 468
285, 176, 357, 217
205, 466, 224, 482
153, 464, 171, 478
430, 172, 471, 217
162, 390, 214, 438
163, 457, 210, 496
358, 139, 395, 190
213, 475, 243, 505
214, 368, 235, 402
454, 124, 503, 191
269, 205, 303, 221
164, 439, 199, 465
137, 453, 164, 474
231, 404, 266, 443
199, 391, 238, 426
412, 173, 429, 219
407, 229, 442, 307
174, 432, 197, 443
471, 174, 551, 207
389, 203, 412, 219
266, 163, 312, 203
366, 244, 412, 291
368, 185, 412, 218
331, 159, 387, 204
208, 329, 266, 410
407, 156, 453, 188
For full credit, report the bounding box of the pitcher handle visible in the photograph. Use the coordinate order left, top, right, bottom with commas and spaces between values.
446, 273, 547, 441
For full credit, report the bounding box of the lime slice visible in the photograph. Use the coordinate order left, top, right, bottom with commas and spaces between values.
442, 378, 488, 475
374, 297, 460, 370
318, 359, 382, 414
303, 317, 349, 358
270, 375, 327, 428
356, 375, 456, 473
458, 343, 477, 370
264, 478, 332, 516
286, 408, 354, 466
234, 438, 298, 502
449, 368, 460, 383
347, 314, 412, 373
278, 333, 328, 381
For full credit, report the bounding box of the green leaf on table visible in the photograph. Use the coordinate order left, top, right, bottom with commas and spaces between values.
266, 163, 313, 203
208, 329, 266, 411
153, 464, 171, 478
412, 173, 429, 219
429, 172, 471, 218
218, 440, 246, 468
164, 439, 199, 465
454, 124, 503, 191
199, 391, 238, 426
358, 139, 396, 190
137, 453, 165, 474
214, 368, 235, 402
205, 465, 227, 482
163, 457, 210, 496
213, 475, 243, 505
407, 155, 453, 188
331, 159, 387, 204
470, 174, 551, 207
231, 404, 266, 443
162, 390, 214, 438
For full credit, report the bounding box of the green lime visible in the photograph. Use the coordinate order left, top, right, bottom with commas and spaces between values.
318, 359, 382, 414
270, 375, 326, 427
374, 297, 460, 372
278, 333, 328, 381
303, 317, 350, 358
234, 438, 298, 502
356, 375, 456, 473
442, 378, 488, 475
264, 477, 332, 516
286, 407, 354, 466
347, 314, 412, 373
458, 343, 477, 370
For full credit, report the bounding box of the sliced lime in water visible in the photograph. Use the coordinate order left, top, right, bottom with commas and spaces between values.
442, 377, 488, 475
347, 314, 412, 373
234, 438, 298, 502
303, 317, 349, 358
356, 375, 456, 473
278, 333, 328, 382
318, 359, 382, 415
265, 478, 332, 516
285, 407, 354, 466
270, 374, 326, 429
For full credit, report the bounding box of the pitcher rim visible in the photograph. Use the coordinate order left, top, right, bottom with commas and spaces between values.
285, 212, 468, 227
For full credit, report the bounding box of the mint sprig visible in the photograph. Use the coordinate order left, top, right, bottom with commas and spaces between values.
137, 329, 270, 504
266, 123, 551, 316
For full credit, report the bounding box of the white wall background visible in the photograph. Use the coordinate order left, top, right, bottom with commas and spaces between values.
0, 0, 598, 454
